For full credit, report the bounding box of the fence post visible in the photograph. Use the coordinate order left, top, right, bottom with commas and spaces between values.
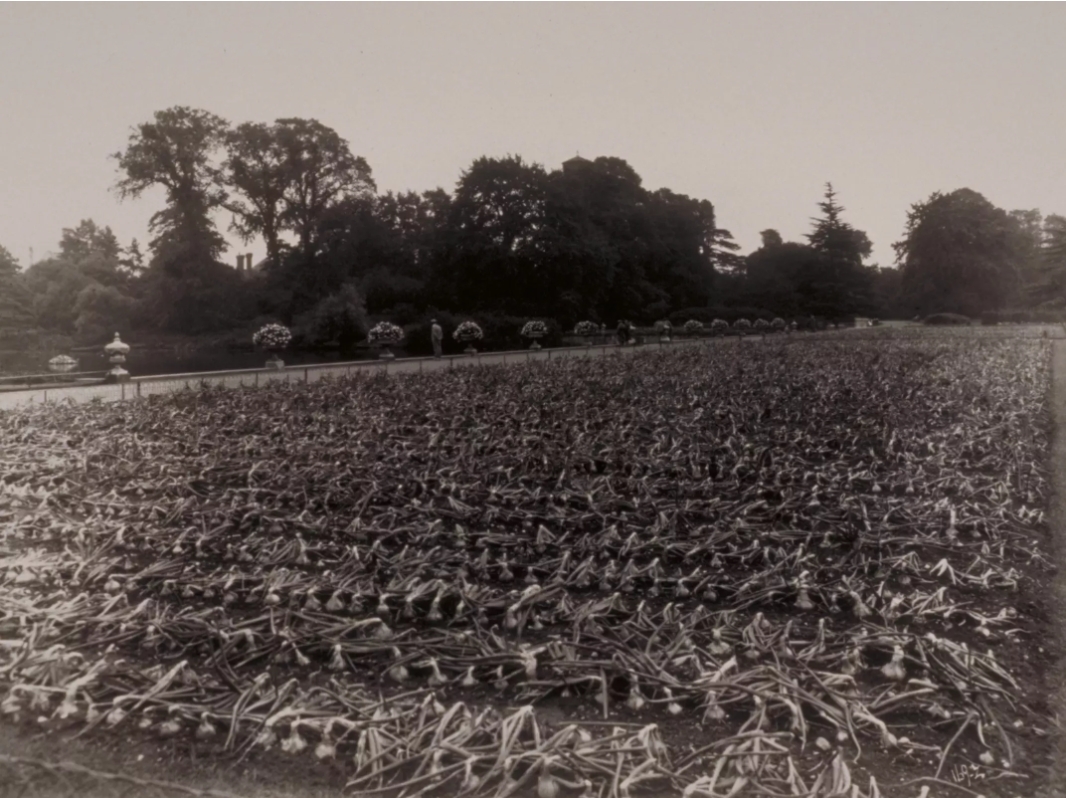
255, 372, 259, 387
137, 381, 142, 397
304, 368, 309, 383
43, 389, 47, 403
121, 382, 126, 401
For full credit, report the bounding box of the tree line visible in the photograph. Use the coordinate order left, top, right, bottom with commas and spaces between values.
3, 105, 1065, 354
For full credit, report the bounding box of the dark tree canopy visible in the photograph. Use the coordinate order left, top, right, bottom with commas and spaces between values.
804, 183, 873, 317
438, 155, 551, 314
223, 122, 291, 271
59, 220, 122, 264
0, 244, 18, 278
894, 188, 1023, 317
0, 244, 34, 337
274, 118, 376, 260
113, 106, 230, 269
1024, 213, 1066, 307
14, 101, 1066, 350
760, 229, 784, 249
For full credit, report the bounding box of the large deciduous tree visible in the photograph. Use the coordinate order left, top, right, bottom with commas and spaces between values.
536, 155, 719, 324
113, 106, 230, 272
222, 122, 290, 271
894, 188, 1023, 318
113, 108, 256, 333
437, 155, 550, 313
274, 118, 375, 261
743, 237, 824, 319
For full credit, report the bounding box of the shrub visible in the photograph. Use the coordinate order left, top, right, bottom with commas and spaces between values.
683, 320, 703, 334
295, 285, 369, 351
668, 307, 717, 326
771, 318, 786, 331
710, 319, 729, 335
734, 318, 752, 330
73, 284, 137, 345
923, 313, 971, 326
754, 318, 770, 331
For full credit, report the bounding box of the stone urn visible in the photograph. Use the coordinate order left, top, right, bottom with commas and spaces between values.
103, 333, 130, 383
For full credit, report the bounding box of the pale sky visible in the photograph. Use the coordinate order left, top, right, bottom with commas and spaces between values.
2, 3, 1064, 270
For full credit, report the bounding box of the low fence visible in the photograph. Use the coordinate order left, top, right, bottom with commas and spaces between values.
0, 338, 714, 411
0, 370, 108, 391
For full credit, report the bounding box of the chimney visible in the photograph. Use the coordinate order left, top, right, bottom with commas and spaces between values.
246, 253, 253, 270
236, 254, 245, 271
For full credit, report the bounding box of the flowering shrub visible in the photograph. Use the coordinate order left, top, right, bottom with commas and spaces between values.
521, 320, 548, 338
252, 323, 292, 351
772, 317, 787, 331
573, 320, 599, 336
710, 319, 729, 335
367, 321, 405, 345
734, 318, 752, 330
683, 320, 703, 334
453, 320, 484, 342
754, 318, 771, 331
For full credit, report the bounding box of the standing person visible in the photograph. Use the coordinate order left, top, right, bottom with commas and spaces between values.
431, 319, 443, 358
616, 320, 628, 346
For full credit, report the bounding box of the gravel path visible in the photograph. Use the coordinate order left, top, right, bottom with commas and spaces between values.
1039, 339, 1066, 798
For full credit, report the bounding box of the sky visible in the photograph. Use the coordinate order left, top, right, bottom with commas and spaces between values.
1, 3, 1064, 270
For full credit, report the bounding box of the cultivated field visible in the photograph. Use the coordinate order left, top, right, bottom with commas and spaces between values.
0, 333, 1058, 797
